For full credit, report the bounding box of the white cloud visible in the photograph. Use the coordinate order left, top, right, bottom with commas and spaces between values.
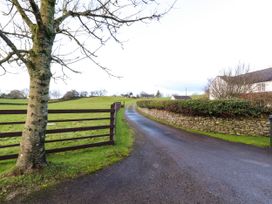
1, 0, 272, 96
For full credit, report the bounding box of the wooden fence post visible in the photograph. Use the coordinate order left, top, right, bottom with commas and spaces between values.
110, 103, 116, 144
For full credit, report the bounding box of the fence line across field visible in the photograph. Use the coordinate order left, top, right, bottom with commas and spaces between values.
0, 102, 121, 161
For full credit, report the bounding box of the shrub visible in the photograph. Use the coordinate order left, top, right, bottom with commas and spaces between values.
62, 90, 80, 100
239, 92, 272, 107
2, 90, 27, 99
137, 99, 270, 118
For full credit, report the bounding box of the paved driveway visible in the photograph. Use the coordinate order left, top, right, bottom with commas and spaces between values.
12, 107, 272, 204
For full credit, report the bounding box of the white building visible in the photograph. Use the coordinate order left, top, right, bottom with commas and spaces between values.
209, 68, 272, 100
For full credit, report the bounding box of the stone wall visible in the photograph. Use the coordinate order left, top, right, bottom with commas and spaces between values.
138, 108, 270, 137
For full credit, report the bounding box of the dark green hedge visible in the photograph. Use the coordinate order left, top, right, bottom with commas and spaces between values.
136, 99, 270, 118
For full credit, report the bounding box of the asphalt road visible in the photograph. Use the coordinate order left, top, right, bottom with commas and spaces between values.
14, 107, 272, 204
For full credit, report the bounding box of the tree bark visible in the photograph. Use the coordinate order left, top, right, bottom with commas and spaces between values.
14, 3, 56, 171
15, 70, 51, 172
15, 26, 54, 172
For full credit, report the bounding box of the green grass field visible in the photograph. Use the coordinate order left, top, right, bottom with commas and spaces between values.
0, 97, 135, 201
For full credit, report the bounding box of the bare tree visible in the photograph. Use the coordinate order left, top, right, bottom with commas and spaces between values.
80, 91, 88, 97
208, 64, 255, 99
21, 88, 29, 98
97, 89, 107, 96
6, 89, 26, 99
0, 0, 170, 173
155, 90, 162, 98
89, 89, 107, 96
140, 91, 154, 98
50, 90, 61, 99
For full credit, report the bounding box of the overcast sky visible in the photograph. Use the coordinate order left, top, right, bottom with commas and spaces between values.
1, 0, 272, 96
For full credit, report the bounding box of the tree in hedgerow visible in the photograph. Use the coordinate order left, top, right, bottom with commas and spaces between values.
0, 0, 172, 173
155, 90, 162, 98
208, 64, 256, 99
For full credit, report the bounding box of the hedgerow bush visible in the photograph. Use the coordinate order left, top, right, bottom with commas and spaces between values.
137, 99, 270, 118
239, 92, 272, 106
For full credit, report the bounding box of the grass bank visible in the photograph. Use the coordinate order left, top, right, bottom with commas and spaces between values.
137, 108, 270, 148
0, 98, 134, 201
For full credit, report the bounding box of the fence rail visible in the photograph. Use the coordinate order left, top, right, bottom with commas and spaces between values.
0, 109, 113, 114
0, 102, 121, 161
0, 117, 111, 125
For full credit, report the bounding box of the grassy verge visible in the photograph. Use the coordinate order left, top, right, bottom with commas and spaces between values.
0, 108, 134, 201
137, 108, 270, 148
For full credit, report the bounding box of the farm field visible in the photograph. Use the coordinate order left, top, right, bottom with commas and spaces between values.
0, 97, 135, 201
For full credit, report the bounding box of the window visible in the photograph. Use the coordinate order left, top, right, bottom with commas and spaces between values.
257, 83, 266, 92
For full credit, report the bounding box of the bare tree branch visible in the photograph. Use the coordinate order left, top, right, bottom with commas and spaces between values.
51, 55, 81, 74
0, 30, 31, 39
0, 65, 7, 76
77, 16, 104, 44
60, 10, 161, 25
0, 50, 28, 64
0, 30, 28, 64
58, 29, 97, 57
29, 0, 43, 27
12, 0, 34, 29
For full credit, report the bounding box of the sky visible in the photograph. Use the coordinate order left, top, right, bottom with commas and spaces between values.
1, 0, 272, 96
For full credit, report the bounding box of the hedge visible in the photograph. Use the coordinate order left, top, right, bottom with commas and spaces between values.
136, 99, 270, 118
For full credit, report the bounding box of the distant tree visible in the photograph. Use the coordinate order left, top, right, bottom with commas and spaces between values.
80, 91, 88, 98
50, 90, 61, 99
155, 90, 162, 98
204, 80, 211, 96
98, 89, 107, 96
7, 90, 26, 99
62, 90, 80, 100
208, 64, 255, 99
21, 89, 29, 98
89, 91, 95, 97
121, 92, 133, 98
90, 89, 107, 96
140, 92, 154, 98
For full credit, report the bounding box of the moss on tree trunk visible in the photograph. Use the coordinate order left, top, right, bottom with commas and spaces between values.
15, 24, 54, 172
15, 71, 51, 172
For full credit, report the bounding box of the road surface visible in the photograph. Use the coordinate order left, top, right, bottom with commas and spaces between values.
12, 107, 272, 203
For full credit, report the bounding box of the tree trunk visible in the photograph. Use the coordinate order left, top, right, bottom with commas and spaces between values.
15, 69, 51, 173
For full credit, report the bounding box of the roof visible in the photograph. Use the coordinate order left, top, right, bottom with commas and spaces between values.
219, 67, 272, 84
172, 95, 191, 100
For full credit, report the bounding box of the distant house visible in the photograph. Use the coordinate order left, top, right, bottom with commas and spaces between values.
140, 92, 155, 98
171, 95, 191, 100
209, 67, 272, 100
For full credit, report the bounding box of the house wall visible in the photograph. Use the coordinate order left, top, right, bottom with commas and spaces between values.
252, 81, 272, 93
266, 81, 272, 91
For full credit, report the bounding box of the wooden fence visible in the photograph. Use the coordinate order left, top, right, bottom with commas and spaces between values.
0, 102, 121, 161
